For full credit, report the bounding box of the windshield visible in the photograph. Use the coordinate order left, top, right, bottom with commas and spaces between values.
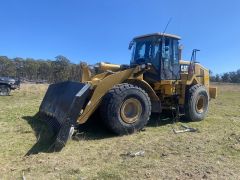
130, 37, 160, 67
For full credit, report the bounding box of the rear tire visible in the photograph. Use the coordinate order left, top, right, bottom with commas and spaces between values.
0, 85, 10, 96
185, 84, 209, 121
100, 83, 151, 135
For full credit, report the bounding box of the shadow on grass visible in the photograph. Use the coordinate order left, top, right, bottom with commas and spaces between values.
22, 110, 185, 154
73, 109, 115, 141
73, 110, 184, 141
22, 113, 56, 156
148, 111, 182, 127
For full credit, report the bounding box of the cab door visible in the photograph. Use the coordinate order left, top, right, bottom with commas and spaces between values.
161, 38, 180, 80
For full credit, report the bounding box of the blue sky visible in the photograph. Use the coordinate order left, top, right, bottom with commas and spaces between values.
0, 0, 239, 74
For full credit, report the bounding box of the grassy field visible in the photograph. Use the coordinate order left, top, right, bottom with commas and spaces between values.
0, 83, 240, 179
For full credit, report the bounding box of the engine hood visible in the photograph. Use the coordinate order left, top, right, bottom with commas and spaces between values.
0, 77, 16, 84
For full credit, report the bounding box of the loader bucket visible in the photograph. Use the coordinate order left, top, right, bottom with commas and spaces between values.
39, 81, 91, 151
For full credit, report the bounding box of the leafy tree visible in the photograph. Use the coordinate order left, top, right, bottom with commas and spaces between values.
0, 55, 84, 83
52, 55, 71, 83
222, 73, 231, 82
1, 54, 238, 84
215, 74, 221, 82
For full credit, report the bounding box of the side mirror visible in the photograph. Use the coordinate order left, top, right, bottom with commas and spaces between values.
128, 41, 134, 50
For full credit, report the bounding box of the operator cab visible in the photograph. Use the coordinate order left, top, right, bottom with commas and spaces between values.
129, 33, 181, 82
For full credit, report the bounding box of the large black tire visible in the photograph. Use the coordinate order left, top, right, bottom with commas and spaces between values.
185, 84, 209, 121
100, 83, 151, 135
0, 85, 10, 96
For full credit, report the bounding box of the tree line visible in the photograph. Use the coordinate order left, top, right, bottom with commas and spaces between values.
0, 55, 83, 83
1, 55, 240, 83
210, 70, 240, 83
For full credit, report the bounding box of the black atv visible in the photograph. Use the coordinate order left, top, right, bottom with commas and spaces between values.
0, 77, 20, 96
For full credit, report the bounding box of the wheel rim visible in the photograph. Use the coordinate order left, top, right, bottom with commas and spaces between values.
196, 95, 205, 113
120, 98, 142, 124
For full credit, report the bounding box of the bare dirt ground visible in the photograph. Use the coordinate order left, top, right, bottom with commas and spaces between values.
0, 83, 240, 179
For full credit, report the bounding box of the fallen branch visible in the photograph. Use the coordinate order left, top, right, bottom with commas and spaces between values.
173, 124, 198, 134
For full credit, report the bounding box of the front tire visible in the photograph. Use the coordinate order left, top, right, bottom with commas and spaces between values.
100, 83, 151, 135
0, 85, 10, 96
185, 84, 209, 121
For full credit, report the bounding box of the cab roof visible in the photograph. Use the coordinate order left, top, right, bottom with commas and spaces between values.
133, 33, 181, 40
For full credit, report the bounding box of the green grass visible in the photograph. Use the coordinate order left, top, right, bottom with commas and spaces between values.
0, 83, 240, 179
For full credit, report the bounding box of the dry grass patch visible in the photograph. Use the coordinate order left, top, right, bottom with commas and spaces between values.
0, 83, 240, 179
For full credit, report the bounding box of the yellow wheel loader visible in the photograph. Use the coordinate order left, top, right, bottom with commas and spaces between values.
39, 33, 217, 150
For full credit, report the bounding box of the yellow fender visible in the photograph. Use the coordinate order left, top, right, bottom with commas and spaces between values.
77, 68, 137, 124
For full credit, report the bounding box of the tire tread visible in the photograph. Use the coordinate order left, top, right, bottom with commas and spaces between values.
100, 83, 151, 135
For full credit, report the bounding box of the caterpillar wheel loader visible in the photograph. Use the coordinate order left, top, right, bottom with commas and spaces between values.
39, 33, 217, 151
